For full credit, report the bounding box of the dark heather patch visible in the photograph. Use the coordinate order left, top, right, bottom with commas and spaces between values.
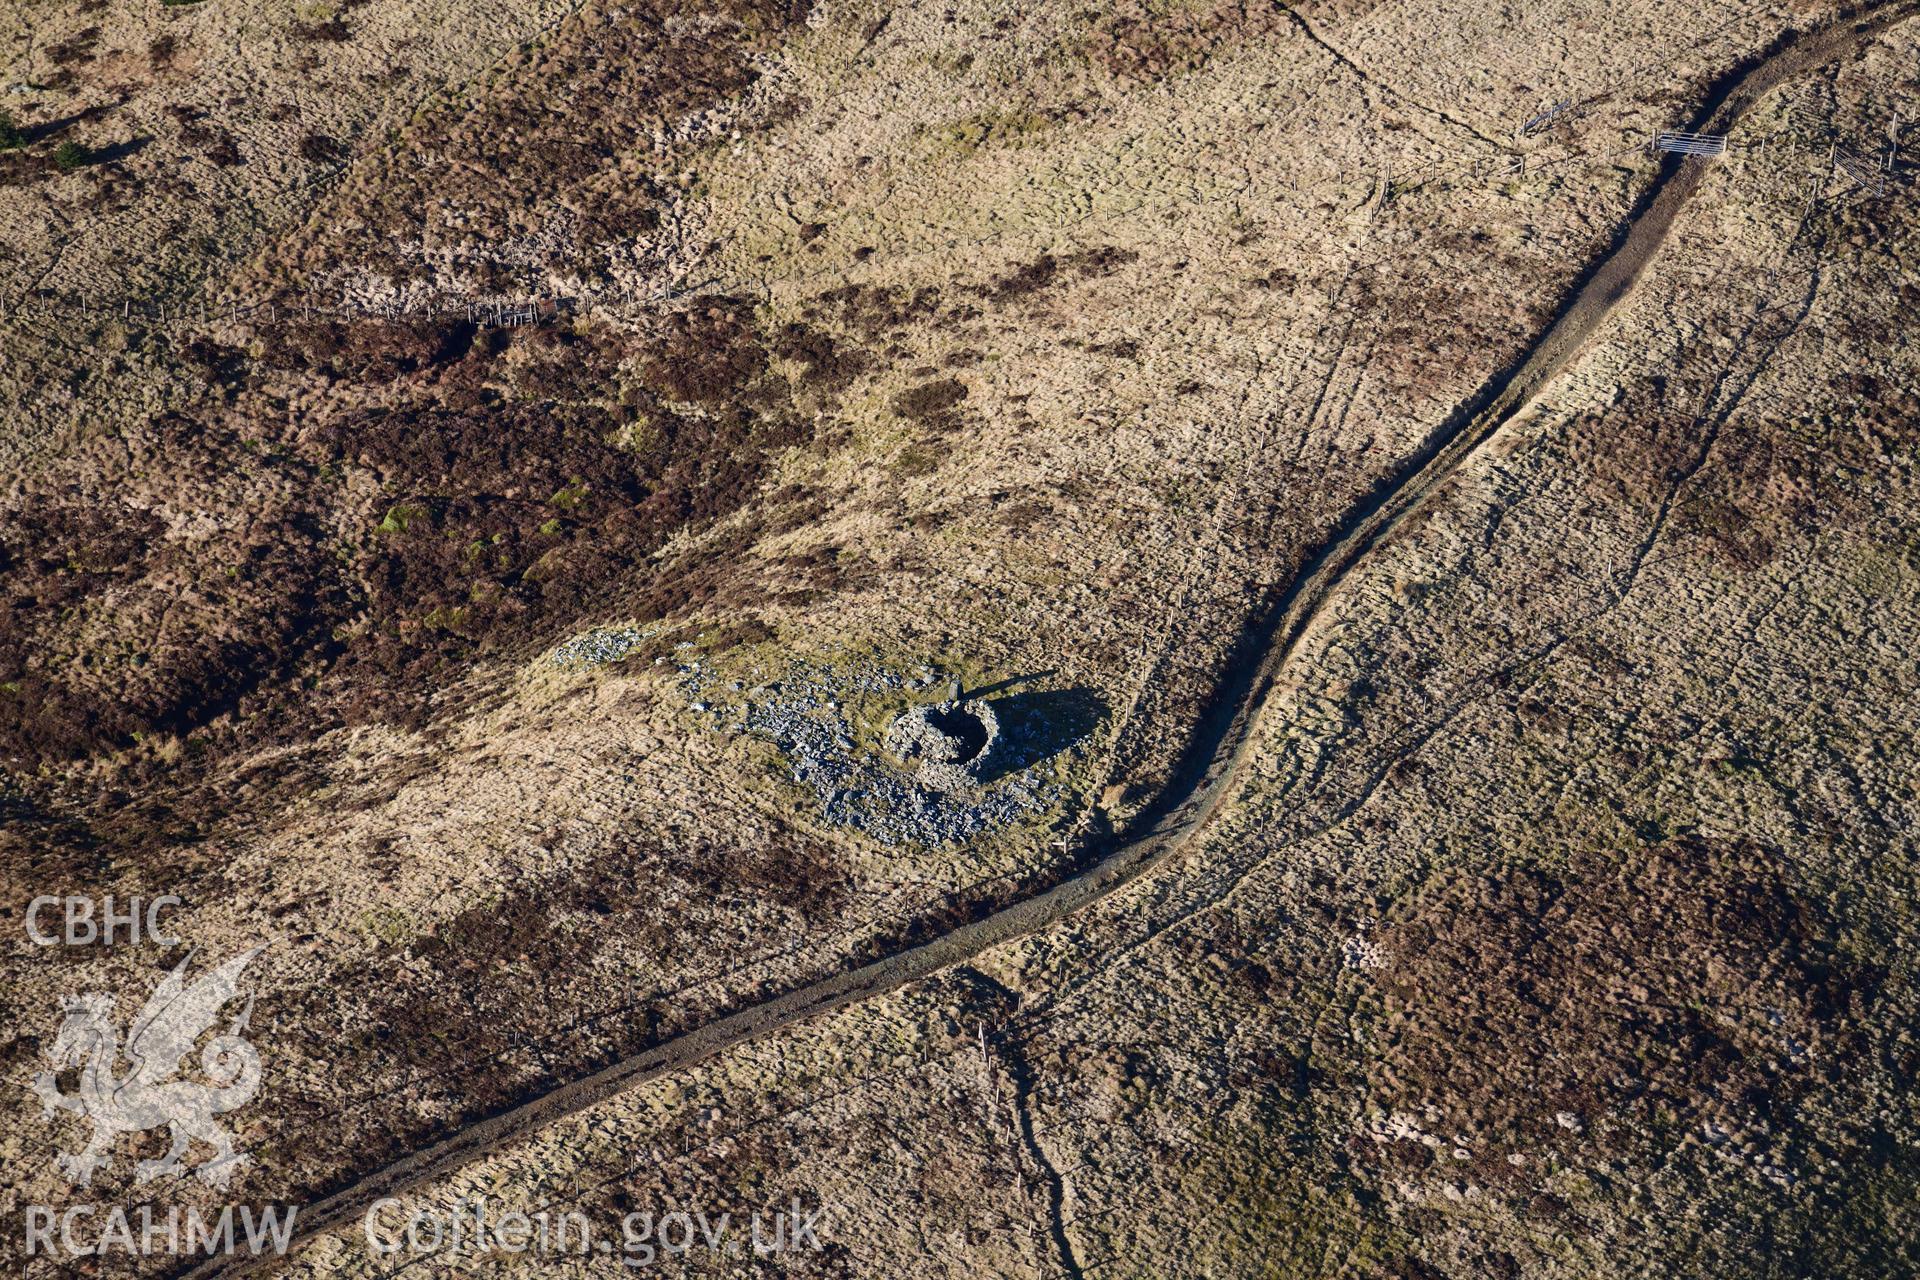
992, 253, 1060, 299
1337, 840, 1882, 1204
1077, 2, 1294, 86
774, 321, 869, 390
1069, 245, 1138, 276
982, 247, 1136, 302
636, 305, 771, 403
299, 132, 346, 164
220, 828, 852, 1212
803, 282, 949, 341
0, 293, 835, 859
1574, 358, 1918, 575
0, 0, 880, 1227
892, 377, 969, 423
0, 0, 836, 841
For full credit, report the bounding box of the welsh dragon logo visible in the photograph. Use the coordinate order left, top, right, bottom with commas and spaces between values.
33, 947, 264, 1190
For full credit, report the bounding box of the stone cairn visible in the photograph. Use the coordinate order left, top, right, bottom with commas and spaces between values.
884, 682, 999, 791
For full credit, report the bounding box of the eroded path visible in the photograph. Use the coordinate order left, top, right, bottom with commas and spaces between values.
188, 5, 1919, 1273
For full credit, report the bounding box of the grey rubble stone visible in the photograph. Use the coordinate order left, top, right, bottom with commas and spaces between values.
549, 625, 653, 668
673, 657, 1051, 847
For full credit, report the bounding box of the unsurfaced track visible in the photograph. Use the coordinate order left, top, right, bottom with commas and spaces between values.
185, 5, 1918, 1274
